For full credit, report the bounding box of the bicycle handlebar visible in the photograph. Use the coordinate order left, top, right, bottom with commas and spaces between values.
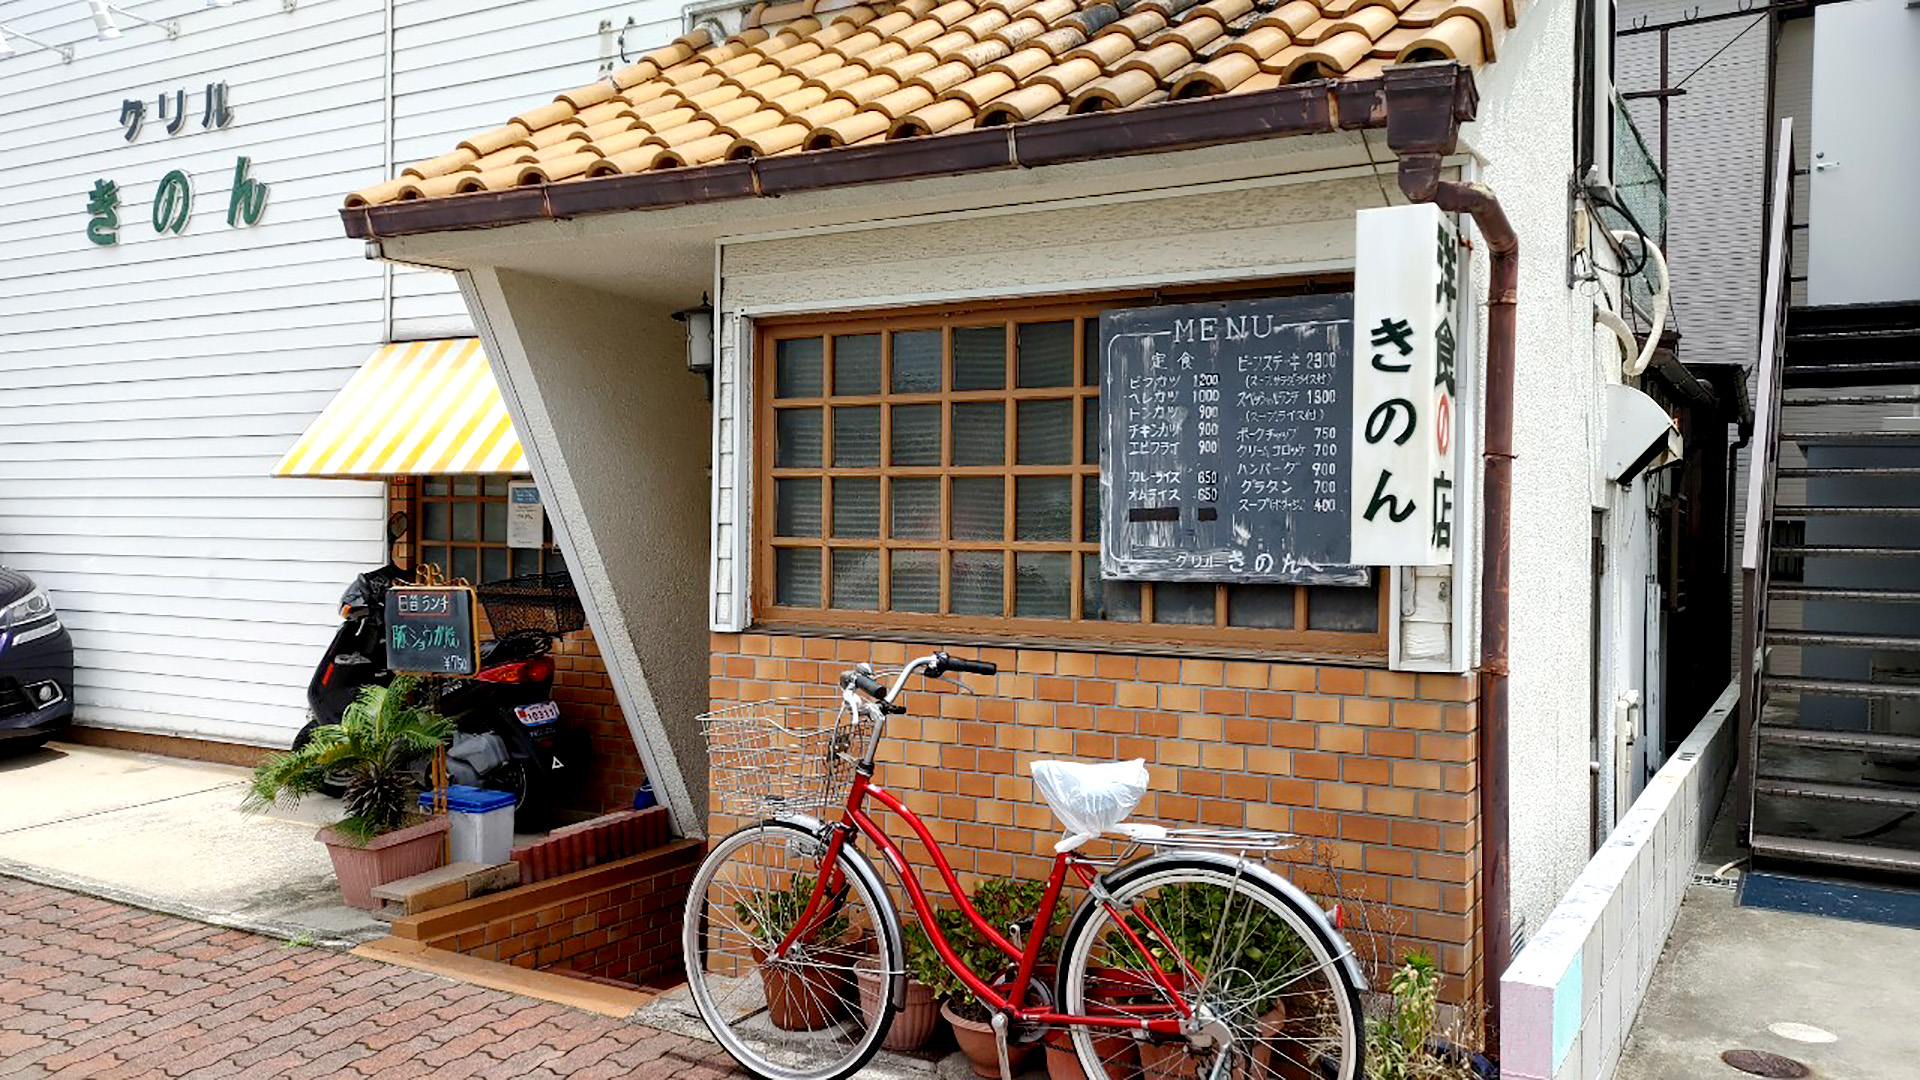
839, 650, 998, 711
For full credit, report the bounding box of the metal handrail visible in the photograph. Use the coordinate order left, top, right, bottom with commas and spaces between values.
1736, 117, 1796, 841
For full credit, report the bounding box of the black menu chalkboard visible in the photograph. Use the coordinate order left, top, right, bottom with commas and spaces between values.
1099, 294, 1365, 584
384, 586, 479, 675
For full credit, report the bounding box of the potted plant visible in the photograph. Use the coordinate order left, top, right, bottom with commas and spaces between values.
1360, 952, 1495, 1080
856, 919, 944, 1051
731, 874, 856, 1031
244, 676, 452, 910
924, 878, 1064, 1079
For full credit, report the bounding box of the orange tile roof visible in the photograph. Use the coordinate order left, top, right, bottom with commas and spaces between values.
347, 0, 1519, 208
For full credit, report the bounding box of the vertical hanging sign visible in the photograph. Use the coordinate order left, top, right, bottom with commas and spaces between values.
1350, 204, 1461, 566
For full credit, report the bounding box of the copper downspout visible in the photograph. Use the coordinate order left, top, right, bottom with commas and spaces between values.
1381, 63, 1518, 1058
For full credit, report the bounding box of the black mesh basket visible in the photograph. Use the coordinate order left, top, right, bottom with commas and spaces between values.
475, 570, 585, 638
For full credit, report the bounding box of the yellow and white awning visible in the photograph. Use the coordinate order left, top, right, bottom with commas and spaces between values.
273, 339, 527, 478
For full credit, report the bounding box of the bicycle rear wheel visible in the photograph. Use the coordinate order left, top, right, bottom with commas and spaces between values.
684, 820, 901, 1080
1056, 856, 1364, 1080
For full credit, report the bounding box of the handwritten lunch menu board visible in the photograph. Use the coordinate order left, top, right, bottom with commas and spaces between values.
1099, 294, 1367, 585
384, 586, 479, 675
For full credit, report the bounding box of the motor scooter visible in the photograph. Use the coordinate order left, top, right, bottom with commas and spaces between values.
294, 514, 584, 820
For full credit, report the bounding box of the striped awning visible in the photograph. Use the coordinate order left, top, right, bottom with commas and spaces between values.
273, 339, 527, 478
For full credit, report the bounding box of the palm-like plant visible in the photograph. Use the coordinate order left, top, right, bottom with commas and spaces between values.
246, 676, 453, 843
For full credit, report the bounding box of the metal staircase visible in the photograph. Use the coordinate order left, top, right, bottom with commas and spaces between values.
1737, 120, 1920, 878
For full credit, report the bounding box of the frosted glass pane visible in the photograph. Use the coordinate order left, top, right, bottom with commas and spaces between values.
1308, 585, 1379, 632
832, 478, 880, 538
892, 330, 942, 392
1082, 556, 1140, 622
776, 408, 822, 468
482, 501, 507, 542
890, 550, 940, 613
481, 548, 510, 584
451, 547, 477, 583
1017, 322, 1074, 388
777, 338, 823, 397
890, 478, 941, 540
831, 549, 879, 610
422, 501, 449, 541
1014, 553, 1070, 619
951, 552, 1003, 615
834, 334, 882, 395
833, 406, 880, 467
891, 404, 941, 465
951, 477, 1004, 541
1229, 585, 1295, 628
1082, 474, 1099, 543
953, 326, 1005, 390
452, 502, 478, 542
1154, 583, 1215, 625
1017, 399, 1072, 465
952, 402, 1004, 465
776, 478, 821, 536
1015, 476, 1071, 541
776, 549, 821, 607
1083, 397, 1100, 465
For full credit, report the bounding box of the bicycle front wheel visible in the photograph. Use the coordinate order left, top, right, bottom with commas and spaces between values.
683, 820, 901, 1080
1057, 857, 1364, 1080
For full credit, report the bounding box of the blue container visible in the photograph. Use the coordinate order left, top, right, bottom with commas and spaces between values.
632, 782, 656, 810
420, 784, 517, 814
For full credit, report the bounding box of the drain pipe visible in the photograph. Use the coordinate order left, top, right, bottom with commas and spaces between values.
1380, 63, 1518, 1057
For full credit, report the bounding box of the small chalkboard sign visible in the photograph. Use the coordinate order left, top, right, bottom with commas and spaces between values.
384, 585, 479, 676
1100, 294, 1366, 585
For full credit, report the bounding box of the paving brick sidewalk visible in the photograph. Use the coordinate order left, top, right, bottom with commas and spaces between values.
0, 876, 746, 1079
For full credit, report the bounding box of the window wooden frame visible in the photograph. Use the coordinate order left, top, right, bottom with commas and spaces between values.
751, 285, 1388, 658
409, 474, 563, 585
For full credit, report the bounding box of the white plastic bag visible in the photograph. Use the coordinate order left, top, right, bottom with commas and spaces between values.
1029, 758, 1150, 853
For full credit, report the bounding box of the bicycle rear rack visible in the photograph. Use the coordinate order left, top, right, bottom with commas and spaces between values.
1115, 823, 1301, 854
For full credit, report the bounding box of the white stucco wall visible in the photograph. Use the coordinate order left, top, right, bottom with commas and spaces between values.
1461, 0, 1632, 942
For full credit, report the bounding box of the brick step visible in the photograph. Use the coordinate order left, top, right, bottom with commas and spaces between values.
370, 861, 520, 921
512, 805, 671, 884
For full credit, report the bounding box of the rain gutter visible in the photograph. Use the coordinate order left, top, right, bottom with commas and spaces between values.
340, 68, 1478, 241
1380, 62, 1516, 1059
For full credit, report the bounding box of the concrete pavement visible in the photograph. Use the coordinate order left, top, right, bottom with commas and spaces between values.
0, 742, 385, 945
0, 875, 746, 1079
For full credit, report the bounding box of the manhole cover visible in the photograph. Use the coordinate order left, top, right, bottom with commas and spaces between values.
1722, 1049, 1810, 1078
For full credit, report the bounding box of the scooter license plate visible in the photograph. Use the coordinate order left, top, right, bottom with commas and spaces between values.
515, 701, 560, 725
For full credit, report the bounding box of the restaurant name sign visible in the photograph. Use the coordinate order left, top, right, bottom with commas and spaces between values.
1349, 203, 1463, 567
86, 79, 269, 246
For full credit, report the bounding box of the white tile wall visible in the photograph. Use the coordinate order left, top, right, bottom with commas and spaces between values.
1500, 681, 1738, 1080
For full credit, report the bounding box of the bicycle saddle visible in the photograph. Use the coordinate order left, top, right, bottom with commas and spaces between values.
1030, 758, 1150, 853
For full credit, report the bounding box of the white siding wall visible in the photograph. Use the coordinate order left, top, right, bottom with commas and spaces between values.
0, 0, 691, 745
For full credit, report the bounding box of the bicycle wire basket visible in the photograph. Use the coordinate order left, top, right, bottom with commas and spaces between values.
701, 697, 873, 817
475, 570, 586, 638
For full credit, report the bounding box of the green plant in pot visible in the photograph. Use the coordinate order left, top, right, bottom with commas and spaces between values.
925, 878, 1064, 1080
855, 919, 945, 1051
1108, 883, 1320, 1080
244, 676, 453, 910
732, 874, 862, 1032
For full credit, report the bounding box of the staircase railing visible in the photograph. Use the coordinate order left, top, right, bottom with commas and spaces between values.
1736, 118, 1796, 840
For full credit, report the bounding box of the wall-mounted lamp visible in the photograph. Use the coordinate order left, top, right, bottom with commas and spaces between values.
674, 294, 715, 399
0, 24, 75, 61
89, 0, 179, 41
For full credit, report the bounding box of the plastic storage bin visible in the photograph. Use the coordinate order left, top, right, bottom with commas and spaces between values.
420, 785, 517, 865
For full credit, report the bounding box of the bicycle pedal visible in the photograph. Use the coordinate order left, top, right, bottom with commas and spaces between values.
990, 1012, 1014, 1080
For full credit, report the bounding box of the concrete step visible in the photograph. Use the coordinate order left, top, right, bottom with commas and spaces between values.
1753, 778, 1920, 810
1749, 833, 1920, 875
1759, 726, 1920, 756
1770, 585, 1920, 604
1766, 629, 1920, 651
1769, 676, 1920, 700
370, 862, 520, 921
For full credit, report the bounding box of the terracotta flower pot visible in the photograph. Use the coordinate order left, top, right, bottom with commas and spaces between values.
1045, 1029, 1141, 1080
317, 815, 449, 910
752, 945, 842, 1032
856, 963, 941, 1051
944, 1001, 1038, 1079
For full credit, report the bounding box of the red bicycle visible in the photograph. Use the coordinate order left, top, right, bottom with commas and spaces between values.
684, 651, 1365, 1080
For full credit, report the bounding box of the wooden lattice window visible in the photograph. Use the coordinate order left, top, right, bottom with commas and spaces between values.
413, 475, 563, 585
754, 294, 1386, 654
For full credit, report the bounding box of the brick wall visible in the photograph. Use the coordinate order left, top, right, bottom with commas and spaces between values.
392, 839, 705, 987
387, 477, 647, 817
708, 632, 1484, 1004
